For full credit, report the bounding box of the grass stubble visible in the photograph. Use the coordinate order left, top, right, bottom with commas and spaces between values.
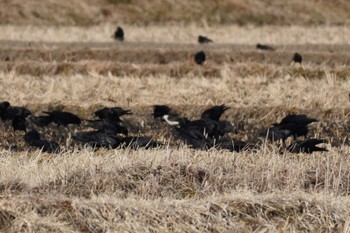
0, 25, 350, 232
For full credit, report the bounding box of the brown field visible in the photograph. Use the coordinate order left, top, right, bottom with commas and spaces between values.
1, 22, 350, 232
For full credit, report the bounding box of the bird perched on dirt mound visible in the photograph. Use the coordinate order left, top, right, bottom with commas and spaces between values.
198, 35, 213, 44
194, 51, 206, 65
113, 26, 124, 41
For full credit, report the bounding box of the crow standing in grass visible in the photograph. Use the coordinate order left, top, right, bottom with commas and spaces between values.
292, 53, 303, 64
262, 114, 317, 142
194, 51, 206, 65
256, 43, 275, 51
42, 111, 81, 126
114, 26, 124, 41
24, 129, 60, 153
198, 35, 213, 44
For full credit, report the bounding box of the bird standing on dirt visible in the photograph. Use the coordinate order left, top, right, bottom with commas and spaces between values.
256, 43, 275, 51
198, 35, 213, 44
194, 51, 206, 65
114, 26, 124, 41
292, 53, 303, 64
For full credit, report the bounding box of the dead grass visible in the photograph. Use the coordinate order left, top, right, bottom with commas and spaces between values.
0, 148, 349, 232
1, 24, 350, 231
2, 25, 350, 44
0, 0, 350, 26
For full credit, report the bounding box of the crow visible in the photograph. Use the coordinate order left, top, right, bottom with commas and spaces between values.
263, 114, 317, 141
198, 35, 213, 44
94, 107, 131, 121
29, 115, 52, 127
73, 130, 121, 149
287, 139, 328, 153
86, 118, 128, 136
194, 51, 206, 65
114, 26, 124, 41
201, 104, 229, 121
120, 136, 162, 149
216, 138, 252, 152
292, 53, 302, 64
0, 102, 31, 121
256, 43, 275, 51
12, 117, 27, 132
279, 114, 317, 126
42, 111, 81, 126
153, 105, 172, 119
24, 129, 60, 153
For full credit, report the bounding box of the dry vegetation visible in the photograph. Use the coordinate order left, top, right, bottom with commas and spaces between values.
1, 21, 350, 232
1, 0, 350, 26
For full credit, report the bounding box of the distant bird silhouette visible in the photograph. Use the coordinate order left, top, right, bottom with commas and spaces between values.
256, 43, 275, 51
292, 53, 302, 64
194, 51, 206, 65
24, 129, 60, 153
114, 26, 124, 41
198, 35, 213, 44
153, 105, 172, 119
287, 139, 327, 153
94, 107, 131, 121
42, 111, 81, 126
201, 105, 229, 121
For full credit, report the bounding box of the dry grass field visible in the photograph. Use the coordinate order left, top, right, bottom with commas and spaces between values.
1, 2, 350, 231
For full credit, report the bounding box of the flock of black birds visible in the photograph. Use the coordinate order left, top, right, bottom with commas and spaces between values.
0, 27, 316, 153
113, 27, 304, 65
0, 100, 327, 154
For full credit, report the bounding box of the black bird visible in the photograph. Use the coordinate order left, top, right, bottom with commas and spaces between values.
256, 43, 275, 51
153, 105, 172, 119
42, 111, 81, 126
279, 114, 317, 126
73, 130, 121, 149
94, 107, 131, 121
86, 118, 128, 136
30, 115, 52, 127
120, 136, 162, 149
0, 102, 31, 121
292, 53, 302, 64
113, 26, 124, 41
216, 138, 252, 152
174, 125, 213, 150
24, 130, 60, 153
198, 35, 213, 44
262, 114, 317, 141
287, 139, 328, 153
194, 51, 206, 65
201, 105, 229, 121
12, 117, 27, 131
